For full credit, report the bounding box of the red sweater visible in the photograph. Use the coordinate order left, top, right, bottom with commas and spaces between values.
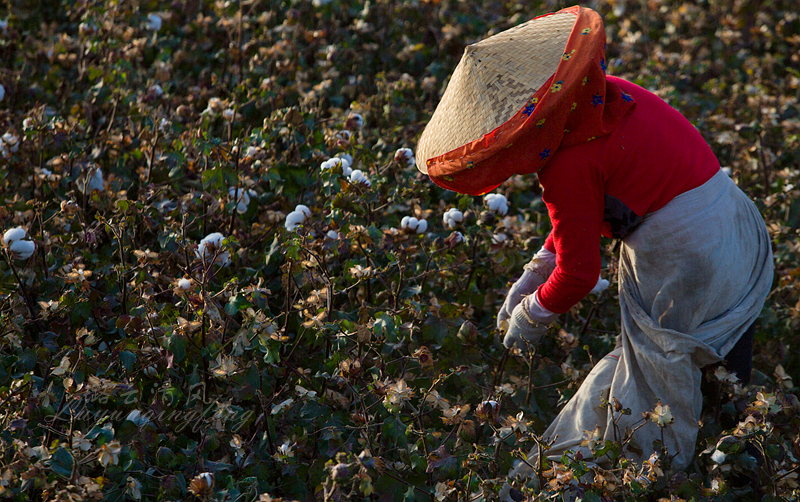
536, 77, 719, 313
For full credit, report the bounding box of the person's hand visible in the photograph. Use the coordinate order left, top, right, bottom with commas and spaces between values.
503, 303, 548, 349
496, 255, 555, 332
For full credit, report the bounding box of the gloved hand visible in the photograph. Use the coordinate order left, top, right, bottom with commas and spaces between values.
496, 249, 556, 332
503, 302, 548, 349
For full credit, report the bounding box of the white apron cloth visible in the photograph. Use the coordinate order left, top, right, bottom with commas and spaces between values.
514, 170, 773, 474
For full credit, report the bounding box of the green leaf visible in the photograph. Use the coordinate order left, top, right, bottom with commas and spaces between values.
116, 199, 129, 212
225, 294, 252, 315
50, 446, 74, 478
170, 335, 187, 363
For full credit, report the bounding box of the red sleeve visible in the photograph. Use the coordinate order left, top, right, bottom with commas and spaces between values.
536, 154, 604, 313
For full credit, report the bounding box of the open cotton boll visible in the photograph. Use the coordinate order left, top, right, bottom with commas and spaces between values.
320, 157, 352, 176
415, 219, 427, 234
589, 277, 610, 295
349, 169, 371, 187
446, 231, 464, 247
197, 232, 230, 266
394, 147, 415, 167
401, 216, 419, 230
3, 227, 26, 246
1, 133, 19, 153
295, 204, 311, 218
229, 187, 251, 214
491, 232, 508, 244
443, 208, 464, 229
336, 153, 353, 166
285, 210, 307, 231
484, 193, 509, 215
178, 278, 192, 290
9, 239, 36, 260
326, 230, 340, 240
77, 166, 104, 193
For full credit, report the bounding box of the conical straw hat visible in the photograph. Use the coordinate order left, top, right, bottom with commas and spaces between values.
415, 11, 576, 174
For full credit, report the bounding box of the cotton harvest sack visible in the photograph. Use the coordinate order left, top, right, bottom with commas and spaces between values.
415, 5, 635, 195
510, 170, 774, 475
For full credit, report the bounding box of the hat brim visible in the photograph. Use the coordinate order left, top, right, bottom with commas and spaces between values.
415, 9, 577, 174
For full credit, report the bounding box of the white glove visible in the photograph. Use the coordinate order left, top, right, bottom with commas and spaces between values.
503, 303, 548, 349
497, 247, 556, 331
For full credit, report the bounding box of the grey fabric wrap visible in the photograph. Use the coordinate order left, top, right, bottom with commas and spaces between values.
513, 170, 773, 475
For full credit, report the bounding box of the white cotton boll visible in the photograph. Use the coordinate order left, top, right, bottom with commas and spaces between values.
229, 187, 251, 214
491, 233, 507, 244
23, 118, 35, 131
149, 84, 163, 97
590, 277, 610, 295
346, 112, 364, 129
443, 208, 463, 229
9, 239, 36, 260
146, 13, 162, 31
178, 278, 192, 290
2, 133, 19, 153
710, 449, 726, 464
394, 147, 415, 166
349, 169, 371, 187
3, 227, 26, 246
78, 166, 104, 193
295, 204, 311, 218
448, 231, 464, 245
484, 193, 509, 215
326, 230, 339, 240
222, 108, 235, 121
320, 157, 352, 175
401, 216, 419, 230
197, 232, 230, 266
415, 219, 427, 234
337, 153, 353, 166
285, 210, 306, 231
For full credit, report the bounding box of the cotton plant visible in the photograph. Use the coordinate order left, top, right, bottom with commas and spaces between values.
442, 208, 463, 229
484, 193, 509, 215
3, 227, 36, 260
196, 232, 230, 266
285, 204, 312, 231
400, 216, 427, 234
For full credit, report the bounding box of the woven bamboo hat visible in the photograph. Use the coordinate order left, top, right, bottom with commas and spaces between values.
415, 11, 576, 174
